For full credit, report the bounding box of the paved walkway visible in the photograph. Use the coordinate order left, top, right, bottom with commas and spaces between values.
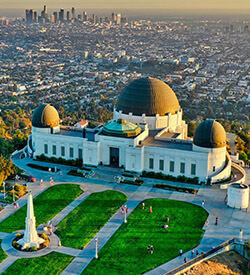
0, 155, 248, 274
0, 257, 18, 274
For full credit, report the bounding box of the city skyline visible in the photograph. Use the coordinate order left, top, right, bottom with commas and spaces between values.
0, 0, 250, 16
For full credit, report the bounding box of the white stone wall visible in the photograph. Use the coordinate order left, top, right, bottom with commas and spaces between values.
114, 108, 185, 131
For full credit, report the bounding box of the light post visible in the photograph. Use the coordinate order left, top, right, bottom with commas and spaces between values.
12, 185, 15, 203
124, 205, 127, 223
95, 237, 98, 259
3, 181, 5, 199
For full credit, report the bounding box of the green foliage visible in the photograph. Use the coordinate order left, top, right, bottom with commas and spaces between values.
2, 252, 73, 275
56, 190, 127, 249
142, 171, 200, 185
31, 246, 37, 251
154, 183, 198, 194
0, 184, 83, 233
36, 154, 83, 168
83, 198, 208, 275
27, 163, 60, 172
121, 179, 144, 186
245, 241, 250, 257
67, 170, 85, 177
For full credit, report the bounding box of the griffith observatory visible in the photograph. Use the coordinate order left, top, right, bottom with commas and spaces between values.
26, 77, 231, 184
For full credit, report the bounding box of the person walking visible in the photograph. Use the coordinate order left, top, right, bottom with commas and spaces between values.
142, 202, 145, 209
206, 219, 209, 227
191, 249, 194, 257
150, 206, 152, 213
215, 216, 219, 225
40, 178, 43, 186
150, 245, 154, 254
184, 257, 187, 263
179, 249, 183, 256
196, 250, 199, 256
121, 205, 124, 213
202, 200, 205, 207
147, 244, 151, 253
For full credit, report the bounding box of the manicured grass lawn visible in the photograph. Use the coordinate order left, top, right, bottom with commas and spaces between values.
0, 184, 83, 233
0, 240, 7, 263
2, 252, 73, 275
83, 199, 208, 275
55, 190, 127, 249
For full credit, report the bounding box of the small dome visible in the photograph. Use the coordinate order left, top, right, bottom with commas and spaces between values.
102, 119, 141, 138
193, 119, 226, 148
32, 104, 60, 128
116, 77, 180, 116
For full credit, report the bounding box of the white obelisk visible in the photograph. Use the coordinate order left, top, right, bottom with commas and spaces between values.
17, 191, 45, 249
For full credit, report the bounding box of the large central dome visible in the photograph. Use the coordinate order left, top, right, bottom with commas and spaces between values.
116, 77, 180, 116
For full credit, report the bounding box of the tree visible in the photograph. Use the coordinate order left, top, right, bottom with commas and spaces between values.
0, 155, 17, 185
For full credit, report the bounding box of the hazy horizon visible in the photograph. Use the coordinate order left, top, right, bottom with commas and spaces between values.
1, 7, 250, 20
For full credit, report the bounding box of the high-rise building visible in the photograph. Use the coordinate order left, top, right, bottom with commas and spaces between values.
230, 24, 233, 32
25, 9, 33, 24
33, 11, 37, 22
244, 25, 249, 32
83, 11, 88, 22
112, 12, 116, 23
92, 14, 97, 24
71, 7, 76, 19
59, 9, 64, 22
121, 17, 128, 24
66, 11, 70, 22
78, 14, 82, 20
116, 13, 121, 25
41, 5, 48, 19
53, 12, 58, 23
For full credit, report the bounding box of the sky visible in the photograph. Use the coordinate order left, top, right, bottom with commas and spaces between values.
0, 0, 250, 18
0, 0, 250, 11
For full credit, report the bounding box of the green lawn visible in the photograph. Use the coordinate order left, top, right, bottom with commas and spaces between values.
2, 252, 73, 275
83, 199, 208, 275
0, 184, 83, 233
0, 240, 7, 263
55, 190, 127, 249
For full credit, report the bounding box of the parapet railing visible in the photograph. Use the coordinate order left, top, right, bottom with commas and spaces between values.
231, 162, 246, 183
164, 238, 236, 275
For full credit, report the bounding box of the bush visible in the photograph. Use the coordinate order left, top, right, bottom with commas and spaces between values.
67, 170, 85, 177
142, 171, 200, 185
31, 246, 37, 251
122, 173, 134, 178
36, 155, 83, 168
40, 233, 48, 240
154, 183, 198, 194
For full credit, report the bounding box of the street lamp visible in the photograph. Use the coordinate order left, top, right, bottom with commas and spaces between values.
12, 186, 15, 202
3, 181, 5, 199
95, 237, 98, 259
124, 205, 127, 223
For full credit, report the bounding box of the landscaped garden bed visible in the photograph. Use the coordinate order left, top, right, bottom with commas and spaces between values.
0, 240, 7, 263
121, 179, 144, 186
0, 184, 83, 233
67, 169, 85, 177
55, 190, 127, 249
82, 198, 208, 275
142, 171, 200, 185
12, 232, 50, 251
2, 252, 74, 275
0, 183, 28, 204
154, 183, 198, 194
27, 163, 61, 173
35, 154, 82, 168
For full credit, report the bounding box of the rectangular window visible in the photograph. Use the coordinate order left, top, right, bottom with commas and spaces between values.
52, 145, 56, 155
169, 161, 175, 172
159, 159, 164, 171
44, 144, 48, 154
180, 162, 185, 174
70, 147, 74, 158
149, 158, 154, 169
61, 146, 65, 157
191, 164, 196, 175
78, 148, 83, 159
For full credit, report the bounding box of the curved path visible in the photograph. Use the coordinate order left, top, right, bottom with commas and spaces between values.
0, 156, 248, 274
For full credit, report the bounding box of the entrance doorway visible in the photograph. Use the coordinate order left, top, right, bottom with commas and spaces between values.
110, 147, 119, 167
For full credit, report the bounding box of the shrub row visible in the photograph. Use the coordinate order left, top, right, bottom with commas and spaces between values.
142, 171, 200, 185
122, 173, 135, 178
121, 179, 144, 186
36, 154, 83, 168
67, 170, 85, 177
154, 183, 198, 194
27, 163, 60, 172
